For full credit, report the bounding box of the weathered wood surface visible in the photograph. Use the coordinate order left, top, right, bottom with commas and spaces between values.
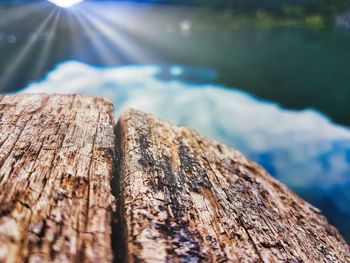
0, 94, 349, 263
0, 94, 116, 263
117, 109, 350, 263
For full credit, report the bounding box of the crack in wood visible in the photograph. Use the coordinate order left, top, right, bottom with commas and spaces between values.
0, 95, 349, 263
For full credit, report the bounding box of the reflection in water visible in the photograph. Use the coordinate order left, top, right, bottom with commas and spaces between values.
24, 61, 350, 241
1, 2, 350, 126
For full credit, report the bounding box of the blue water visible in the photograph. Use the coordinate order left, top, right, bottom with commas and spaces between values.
23, 61, 350, 241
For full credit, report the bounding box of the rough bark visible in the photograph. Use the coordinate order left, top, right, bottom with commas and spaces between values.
116, 109, 350, 263
0, 94, 349, 263
0, 94, 116, 263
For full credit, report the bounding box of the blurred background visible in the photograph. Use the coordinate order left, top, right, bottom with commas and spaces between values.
0, 0, 349, 242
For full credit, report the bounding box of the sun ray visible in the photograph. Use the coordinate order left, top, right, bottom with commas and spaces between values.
79, 2, 173, 61
70, 8, 122, 65
76, 5, 155, 63
0, 8, 58, 90
64, 10, 87, 59
63, 9, 81, 56
0, 2, 50, 28
31, 8, 62, 80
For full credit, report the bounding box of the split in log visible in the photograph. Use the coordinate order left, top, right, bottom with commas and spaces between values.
0, 94, 349, 263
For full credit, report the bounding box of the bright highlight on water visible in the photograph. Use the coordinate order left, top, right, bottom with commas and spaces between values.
47, 0, 83, 8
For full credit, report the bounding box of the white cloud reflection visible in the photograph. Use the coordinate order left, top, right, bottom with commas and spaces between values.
23, 61, 350, 237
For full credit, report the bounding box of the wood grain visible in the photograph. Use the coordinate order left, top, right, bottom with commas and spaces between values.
0, 94, 116, 263
0, 94, 349, 263
116, 109, 350, 263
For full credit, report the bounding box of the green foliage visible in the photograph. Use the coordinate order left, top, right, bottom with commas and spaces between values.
191, 0, 350, 17
305, 15, 324, 28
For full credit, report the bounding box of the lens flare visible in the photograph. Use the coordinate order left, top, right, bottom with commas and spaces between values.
48, 0, 83, 8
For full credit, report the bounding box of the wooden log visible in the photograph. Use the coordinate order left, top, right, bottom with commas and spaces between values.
116, 109, 350, 263
0, 94, 116, 263
0, 94, 349, 262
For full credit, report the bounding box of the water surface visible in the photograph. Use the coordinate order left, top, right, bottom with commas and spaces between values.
1, 2, 350, 125
24, 61, 350, 241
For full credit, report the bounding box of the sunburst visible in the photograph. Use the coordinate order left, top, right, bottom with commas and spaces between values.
47, 0, 84, 8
